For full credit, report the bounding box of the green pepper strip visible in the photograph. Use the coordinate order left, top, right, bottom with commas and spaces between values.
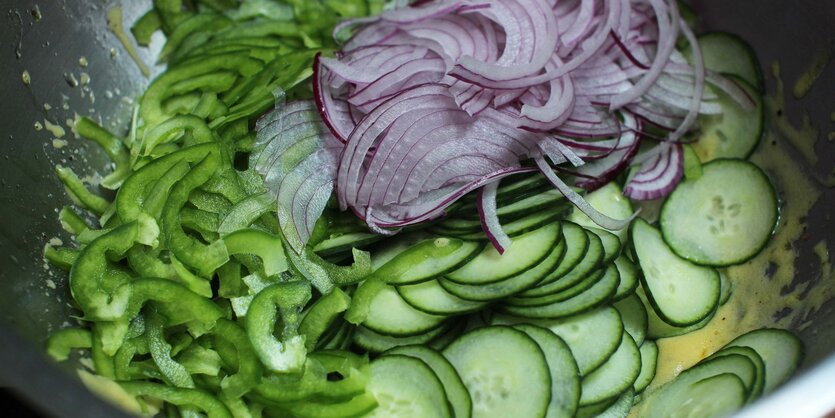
119, 381, 232, 418
189, 190, 234, 214
285, 393, 378, 418
287, 247, 371, 295
147, 310, 195, 389
131, 9, 161, 46
217, 261, 244, 298
91, 323, 116, 379
124, 278, 224, 335
180, 207, 221, 241
55, 166, 110, 215
223, 229, 288, 277
178, 344, 224, 377
253, 351, 369, 404
202, 168, 249, 204
159, 13, 233, 62
114, 336, 157, 381
213, 319, 262, 398
141, 53, 263, 127
246, 281, 311, 373
170, 255, 214, 298
161, 153, 229, 278
344, 277, 386, 325
139, 115, 215, 157
97, 318, 130, 356
217, 192, 274, 236
70, 222, 156, 321
76, 117, 131, 190
298, 288, 351, 351
44, 246, 79, 271
117, 143, 218, 224
45, 328, 92, 361
59, 206, 90, 235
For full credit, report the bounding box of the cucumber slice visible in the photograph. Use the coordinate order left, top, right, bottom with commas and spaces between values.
454, 208, 566, 240
505, 266, 607, 308
723, 328, 804, 393
688, 32, 763, 90
353, 323, 451, 353
443, 326, 551, 418
594, 388, 634, 418
567, 182, 633, 242
446, 223, 561, 285
369, 231, 435, 270
521, 222, 589, 291
638, 286, 716, 339
517, 228, 602, 297
638, 373, 748, 418
363, 285, 446, 336
493, 307, 624, 376
660, 159, 778, 266
708, 345, 765, 402
579, 333, 641, 406
634, 340, 658, 393
587, 227, 621, 264
612, 256, 639, 302
386, 346, 472, 418
637, 353, 757, 418
439, 237, 566, 302
631, 219, 720, 326
365, 355, 452, 418
691, 77, 764, 161
514, 324, 581, 418
427, 319, 467, 351
397, 279, 487, 316
313, 232, 383, 257
370, 237, 483, 285
499, 262, 619, 319
614, 294, 648, 346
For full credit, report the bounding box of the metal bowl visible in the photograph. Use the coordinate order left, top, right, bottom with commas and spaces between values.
0, 0, 832, 416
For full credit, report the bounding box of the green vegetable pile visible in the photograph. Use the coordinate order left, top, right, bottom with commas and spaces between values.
41, 1, 804, 418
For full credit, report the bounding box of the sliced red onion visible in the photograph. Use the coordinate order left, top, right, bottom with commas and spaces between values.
623, 142, 683, 200
535, 154, 635, 230
252, 100, 343, 253
478, 181, 511, 253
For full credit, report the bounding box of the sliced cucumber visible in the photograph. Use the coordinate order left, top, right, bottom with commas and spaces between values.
313, 232, 384, 257
386, 345, 472, 418
691, 77, 763, 161
493, 307, 624, 376
514, 324, 581, 418
638, 286, 716, 339
723, 327, 804, 393
443, 326, 551, 418
519, 222, 589, 293
446, 222, 561, 285
567, 182, 634, 242
353, 324, 451, 354
614, 294, 648, 347
517, 229, 603, 298
636, 353, 757, 418
587, 227, 621, 264
579, 333, 641, 406
689, 32, 763, 90
634, 340, 658, 393
427, 319, 467, 351
363, 285, 446, 337
612, 256, 639, 302
505, 266, 607, 308
660, 159, 778, 266
637, 372, 747, 418
708, 345, 765, 402
439, 237, 566, 302
364, 355, 452, 418
631, 219, 720, 326
454, 208, 566, 240
397, 279, 487, 316
499, 262, 619, 319
594, 388, 634, 418
369, 237, 483, 285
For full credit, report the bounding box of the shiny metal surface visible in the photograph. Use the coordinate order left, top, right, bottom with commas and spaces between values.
0, 0, 832, 417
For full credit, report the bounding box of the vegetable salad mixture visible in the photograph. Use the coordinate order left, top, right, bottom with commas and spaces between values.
43, 0, 805, 417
